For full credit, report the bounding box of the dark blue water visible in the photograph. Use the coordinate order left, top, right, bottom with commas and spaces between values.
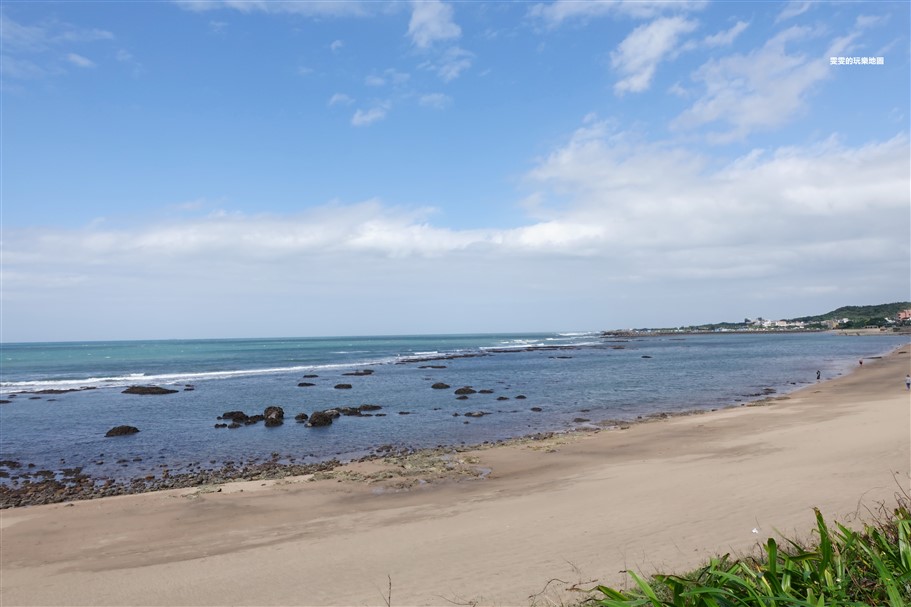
1, 332, 907, 481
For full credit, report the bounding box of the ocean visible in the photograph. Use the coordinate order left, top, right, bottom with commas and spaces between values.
1, 331, 907, 483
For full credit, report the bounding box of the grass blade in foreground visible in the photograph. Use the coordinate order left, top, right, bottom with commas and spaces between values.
586, 496, 911, 607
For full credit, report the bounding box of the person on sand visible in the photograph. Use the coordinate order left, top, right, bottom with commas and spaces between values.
906, 374, 910, 390
816, 370, 821, 381
859, 360, 863, 366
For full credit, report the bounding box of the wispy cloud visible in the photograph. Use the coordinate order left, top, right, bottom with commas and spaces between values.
776, 1, 815, 23
611, 17, 698, 95
0, 14, 114, 80
365, 68, 410, 87
419, 93, 452, 109
528, 0, 707, 26
703, 20, 748, 47
351, 103, 390, 126
66, 52, 96, 68
174, 0, 371, 17
433, 46, 473, 82
330, 39, 344, 52
328, 93, 354, 107
407, 0, 461, 48
672, 25, 846, 142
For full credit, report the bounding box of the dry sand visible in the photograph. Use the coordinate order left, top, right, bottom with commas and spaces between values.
2, 347, 909, 606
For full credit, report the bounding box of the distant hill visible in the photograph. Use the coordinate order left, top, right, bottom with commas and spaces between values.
789, 302, 911, 323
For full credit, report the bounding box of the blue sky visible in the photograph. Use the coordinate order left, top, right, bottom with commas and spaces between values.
2, 0, 909, 342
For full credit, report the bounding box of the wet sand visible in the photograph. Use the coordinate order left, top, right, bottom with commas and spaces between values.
1, 347, 909, 606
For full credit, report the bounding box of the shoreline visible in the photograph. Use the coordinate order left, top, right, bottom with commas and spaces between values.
1, 345, 909, 605
1, 342, 906, 509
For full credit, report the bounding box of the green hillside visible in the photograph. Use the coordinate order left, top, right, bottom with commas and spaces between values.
790, 302, 911, 323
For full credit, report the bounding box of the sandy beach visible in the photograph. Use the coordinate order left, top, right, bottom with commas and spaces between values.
1, 346, 909, 606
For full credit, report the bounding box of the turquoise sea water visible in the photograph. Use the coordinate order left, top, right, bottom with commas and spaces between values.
1, 332, 907, 482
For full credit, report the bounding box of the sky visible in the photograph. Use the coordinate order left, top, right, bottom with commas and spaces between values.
1, 0, 909, 342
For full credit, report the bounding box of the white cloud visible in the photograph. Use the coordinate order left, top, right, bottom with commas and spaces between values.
365, 69, 410, 87
611, 17, 698, 95
524, 119, 909, 268
703, 20, 748, 47
8, 126, 906, 284
66, 53, 96, 68
297, 66, 315, 76
776, 1, 815, 23
174, 1, 370, 17
0, 14, 114, 80
330, 39, 344, 52
351, 103, 390, 126
407, 0, 461, 48
5, 122, 907, 339
419, 93, 452, 109
0, 56, 47, 79
673, 26, 834, 142
115, 49, 143, 77
434, 46, 473, 82
328, 93, 354, 107
528, 0, 707, 26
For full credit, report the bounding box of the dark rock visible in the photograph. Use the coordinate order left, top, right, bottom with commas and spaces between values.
244, 415, 265, 425
122, 386, 178, 395
641, 355, 652, 359
358, 404, 382, 412
322, 409, 341, 419
303, 374, 319, 378
336, 407, 363, 416
105, 425, 139, 437
496, 396, 509, 401
0, 400, 10, 404
31, 387, 97, 395
264, 406, 285, 427
418, 365, 447, 369
398, 411, 411, 415
334, 384, 353, 390
431, 383, 450, 390
221, 411, 249, 423
464, 411, 489, 418
573, 417, 590, 423
478, 389, 494, 394
515, 395, 527, 400
456, 395, 469, 400
454, 387, 477, 395
214, 423, 228, 428
306, 411, 334, 427
530, 407, 543, 412
342, 369, 374, 376
297, 382, 316, 387
294, 412, 309, 422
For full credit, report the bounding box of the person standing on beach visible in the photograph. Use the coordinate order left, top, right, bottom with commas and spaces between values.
816, 370, 821, 381
906, 374, 910, 390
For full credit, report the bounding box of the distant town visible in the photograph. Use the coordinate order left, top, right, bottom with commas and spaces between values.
602, 302, 911, 336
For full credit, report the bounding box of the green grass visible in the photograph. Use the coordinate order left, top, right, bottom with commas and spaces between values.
586, 496, 911, 607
